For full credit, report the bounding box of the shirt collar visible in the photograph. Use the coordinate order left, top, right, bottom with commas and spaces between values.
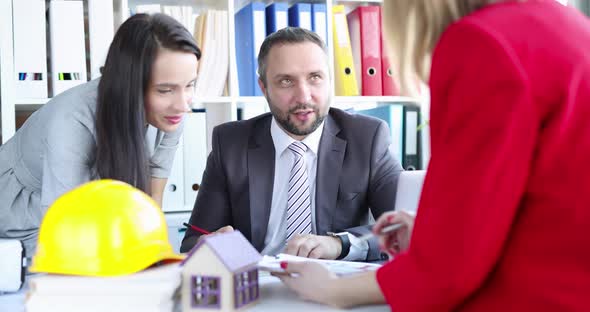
270, 117, 324, 157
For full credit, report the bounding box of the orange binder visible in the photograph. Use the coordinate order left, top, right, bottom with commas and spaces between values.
347, 6, 382, 96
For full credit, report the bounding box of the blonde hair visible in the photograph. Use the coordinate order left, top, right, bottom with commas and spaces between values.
382, 0, 497, 96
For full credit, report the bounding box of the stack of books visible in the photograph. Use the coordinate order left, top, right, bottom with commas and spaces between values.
26, 263, 182, 312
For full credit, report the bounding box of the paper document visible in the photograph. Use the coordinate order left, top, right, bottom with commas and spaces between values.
258, 253, 381, 276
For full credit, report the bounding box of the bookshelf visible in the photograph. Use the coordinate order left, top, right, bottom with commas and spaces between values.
0, 0, 424, 212
1, 0, 422, 142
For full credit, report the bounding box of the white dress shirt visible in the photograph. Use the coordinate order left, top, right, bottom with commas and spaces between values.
261, 118, 368, 260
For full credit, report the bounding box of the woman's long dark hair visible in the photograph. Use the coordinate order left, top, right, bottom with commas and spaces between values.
96, 13, 201, 193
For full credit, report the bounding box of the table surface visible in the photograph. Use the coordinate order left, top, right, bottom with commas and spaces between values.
0, 273, 389, 312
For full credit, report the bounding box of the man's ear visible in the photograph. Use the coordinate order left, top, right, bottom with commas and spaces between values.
258, 78, 266, 95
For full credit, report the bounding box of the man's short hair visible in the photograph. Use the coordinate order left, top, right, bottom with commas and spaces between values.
257, 27, 328, 87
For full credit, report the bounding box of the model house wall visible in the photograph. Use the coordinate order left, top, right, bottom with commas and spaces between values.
182, 246, 231, 311
181, 231, 261, 312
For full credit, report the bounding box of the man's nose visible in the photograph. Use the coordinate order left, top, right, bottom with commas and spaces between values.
294, 83, 312, 104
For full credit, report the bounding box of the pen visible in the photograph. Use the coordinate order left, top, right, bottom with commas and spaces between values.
182, 222, 211, 235
357, 223, 405, 242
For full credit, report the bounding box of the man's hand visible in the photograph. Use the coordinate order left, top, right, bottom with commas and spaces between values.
197, 225, 234, 243
284, 234, 342, 259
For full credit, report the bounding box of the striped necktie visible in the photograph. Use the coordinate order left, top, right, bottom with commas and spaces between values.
286, 141, 312, 241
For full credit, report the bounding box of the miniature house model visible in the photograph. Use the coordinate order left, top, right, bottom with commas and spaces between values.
181, 231, 262, 311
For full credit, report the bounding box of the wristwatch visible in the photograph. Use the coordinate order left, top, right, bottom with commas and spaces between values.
327, 231, 351, 260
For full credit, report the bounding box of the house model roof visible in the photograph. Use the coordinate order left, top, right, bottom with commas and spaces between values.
182, 231, 262, 272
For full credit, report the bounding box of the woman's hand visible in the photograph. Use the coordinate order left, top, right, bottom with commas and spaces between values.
373, 210, 415, 258
277, 261, 386, 308
276, 262, 342, 307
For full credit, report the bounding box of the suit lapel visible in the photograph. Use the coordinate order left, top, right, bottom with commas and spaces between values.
248, 118, 275, 250
316, 114, 346, 235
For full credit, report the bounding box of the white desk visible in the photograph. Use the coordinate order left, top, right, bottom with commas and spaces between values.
0, 273, 389, 311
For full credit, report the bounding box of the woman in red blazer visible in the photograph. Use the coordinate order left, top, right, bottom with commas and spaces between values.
278, 0, 590, 310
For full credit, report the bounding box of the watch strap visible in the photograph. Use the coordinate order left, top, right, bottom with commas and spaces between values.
328, 232, 351, 260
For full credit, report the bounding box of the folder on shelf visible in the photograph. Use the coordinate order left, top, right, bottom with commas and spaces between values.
311, 3, 328, 46
403, 104, 422, 170
193, 11, 206, 48
157, 128, 185, 213
266, 2, 288, 35
213, 10, 230, 97
235, 2, 266, 96
162, 5, 194, 34
193, 11, 212, 96
348, 6, 383, 96
194, 10, 229, 97
88, 0, 114, 80
183, 110, 208, 210
48, 0, 87, 97
133, 4, 161, 14
356, 104, 404, 165
288, 3, 312, 30
332, 5, 359, 96
12, 0, 48, 99
380, 22, 400, 95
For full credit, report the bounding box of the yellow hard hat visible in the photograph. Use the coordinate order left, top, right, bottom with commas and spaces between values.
30, 179, 183, 276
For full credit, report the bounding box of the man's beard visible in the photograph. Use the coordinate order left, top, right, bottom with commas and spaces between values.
268, 99, 327, 137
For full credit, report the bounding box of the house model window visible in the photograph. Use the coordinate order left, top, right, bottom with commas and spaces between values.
191, 275, 221, 308
234, 269, 259, 308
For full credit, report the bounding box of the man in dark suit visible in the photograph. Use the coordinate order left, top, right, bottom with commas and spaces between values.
181, 27, 403, 261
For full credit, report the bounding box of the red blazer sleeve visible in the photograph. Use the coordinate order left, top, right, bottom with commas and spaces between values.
376, 20, 539, 310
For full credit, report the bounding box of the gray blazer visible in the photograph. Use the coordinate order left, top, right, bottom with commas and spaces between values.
181, 108, 403, 260
0, 79, 182, 255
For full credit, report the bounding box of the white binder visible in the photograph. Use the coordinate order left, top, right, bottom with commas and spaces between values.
312, 4, 328, 47
182, 111, 208, 209
134, 4, 162, 14
88, 0, 114, 79
162, 135, 185, 212
12, 0, 48, 99
48, 0, 87, 96
194, 10, 229, 97
239, 102, 268, 120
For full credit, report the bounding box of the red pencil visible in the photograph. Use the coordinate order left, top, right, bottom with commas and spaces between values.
183, 222, 211, 235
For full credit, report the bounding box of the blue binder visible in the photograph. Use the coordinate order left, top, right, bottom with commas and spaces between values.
311, 3, 328, 46
235, 2, 266, 96
288, 3, 312, 30
356, 104, 405, 166
266, 2, 288, 35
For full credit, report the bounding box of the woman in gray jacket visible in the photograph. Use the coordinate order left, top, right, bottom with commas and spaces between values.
0, 13, 201, 256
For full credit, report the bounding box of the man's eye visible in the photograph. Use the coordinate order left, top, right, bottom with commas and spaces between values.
157, 89, 172, 94
280, 79, 292, 86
